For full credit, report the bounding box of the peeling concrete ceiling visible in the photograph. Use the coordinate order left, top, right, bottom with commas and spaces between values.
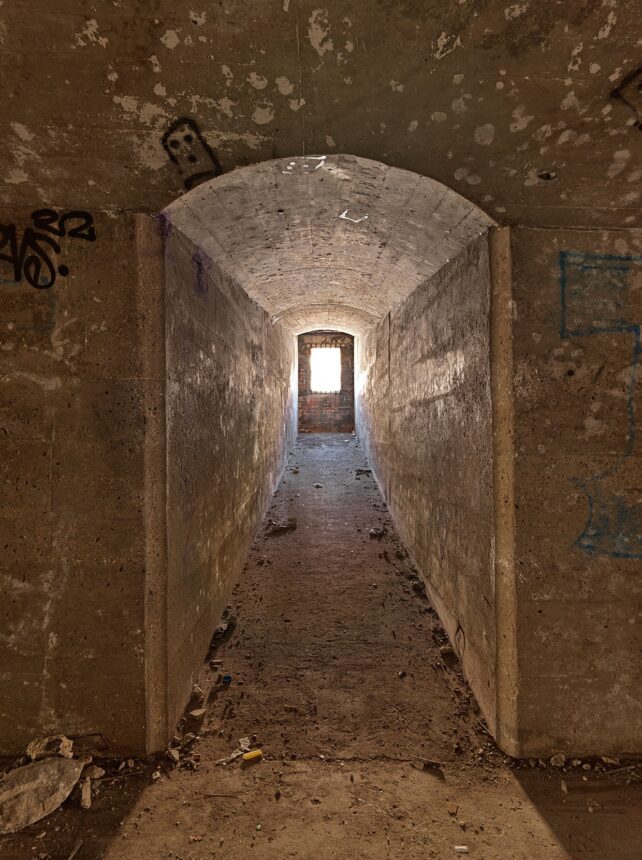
164, 154, 494, 334
1, 1, 641, 228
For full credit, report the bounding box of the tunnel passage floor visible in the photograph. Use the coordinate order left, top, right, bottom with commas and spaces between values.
3, 434, 641, 860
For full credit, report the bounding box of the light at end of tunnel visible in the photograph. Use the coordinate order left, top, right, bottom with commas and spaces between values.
310, 347, 341, 393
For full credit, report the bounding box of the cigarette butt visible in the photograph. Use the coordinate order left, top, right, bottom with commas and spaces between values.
242, 749, 263, 762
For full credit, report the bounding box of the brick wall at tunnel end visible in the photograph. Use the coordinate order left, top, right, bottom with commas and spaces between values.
298, 332, 355, 433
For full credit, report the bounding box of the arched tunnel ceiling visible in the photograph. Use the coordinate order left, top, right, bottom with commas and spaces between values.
163, 154, 495, 335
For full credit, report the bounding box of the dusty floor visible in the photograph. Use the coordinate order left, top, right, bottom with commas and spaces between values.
2, 434, 641, 859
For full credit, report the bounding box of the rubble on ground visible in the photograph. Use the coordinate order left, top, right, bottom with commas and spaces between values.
266, 517, 297, 536
215, 736, 263, 767
26, 735, 74, 762
0, 731, 151, 834
0, 756, 84, 834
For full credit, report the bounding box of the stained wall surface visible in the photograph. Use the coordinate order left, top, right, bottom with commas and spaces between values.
0, 210, 161, 755
2, 1, 640, 232
2, 0, 641, 758
510, 227, 642, 756
163, 226, 297, 732
356, 235, 498, 733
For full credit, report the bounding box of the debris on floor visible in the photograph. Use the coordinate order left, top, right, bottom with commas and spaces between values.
242, 749, 263, 763
67, 838, 83, 859
369, 526, 386, 538
216, 736, 262, 767
26, 735, 74, 762
185, 708, 207, 732
3, 435, 642, 858
166, 748, 180, 765
211, 613, 237, 645
0, 756, 84, 834
80, 777, 92, 810
411, 759, 445, 780
266, 517, 297, 536
85, 765, 105, 780
189, 685, 204, 707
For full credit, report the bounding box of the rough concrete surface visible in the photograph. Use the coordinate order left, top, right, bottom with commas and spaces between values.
0, 436, 640, 860
510, 227, 642, 755
488, 228, 519, 757
2, 0, 641, 768
0, 211, 152, 755
164, 226, 297, 735
357, 236, 497, 739
1, 1, 640, 229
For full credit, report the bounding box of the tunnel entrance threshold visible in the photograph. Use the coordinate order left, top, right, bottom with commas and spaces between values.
151, 154, 525, 763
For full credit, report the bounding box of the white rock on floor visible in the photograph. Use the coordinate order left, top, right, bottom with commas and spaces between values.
0, 758, 84, 834
26, 736, 74, 762
80, 778, 92, 810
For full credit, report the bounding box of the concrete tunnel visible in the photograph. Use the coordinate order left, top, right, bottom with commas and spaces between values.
3, 154, 639, 772
150, 153, 515, 754
3, 0, 642, 849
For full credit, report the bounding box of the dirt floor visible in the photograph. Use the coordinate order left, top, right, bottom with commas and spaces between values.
2, 434, 641, 859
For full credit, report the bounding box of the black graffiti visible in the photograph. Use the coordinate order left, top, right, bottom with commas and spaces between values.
0, 210, 96, 289
162, 117, 222, 190
610, 66, 642, 130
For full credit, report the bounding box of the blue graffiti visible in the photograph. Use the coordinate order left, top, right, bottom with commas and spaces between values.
559, 251, 642, 559
578, 486, 642, 559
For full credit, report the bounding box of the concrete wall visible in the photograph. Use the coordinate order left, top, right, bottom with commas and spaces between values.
298, 332, 354, 433
0, 209, 159, 755
511, 227, 642, 756
0, 205, 297, 755
3, 1, 639, 233
356, 235, 498, 732
163, 226, 297, 732
3, 0, 641, 759
357, 223, 642, 757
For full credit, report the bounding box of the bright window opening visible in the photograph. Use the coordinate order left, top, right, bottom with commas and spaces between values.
310, 347, 341, 393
